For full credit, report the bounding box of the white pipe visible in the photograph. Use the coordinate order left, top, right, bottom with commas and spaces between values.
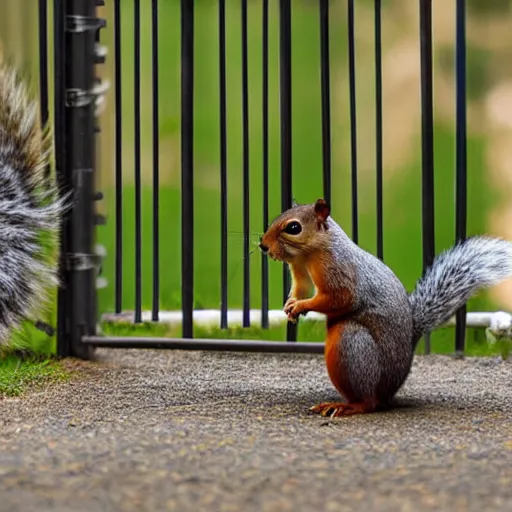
101, 309, 512, 337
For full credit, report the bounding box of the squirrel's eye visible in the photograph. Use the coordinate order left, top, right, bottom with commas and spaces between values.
283, 221, 302, 235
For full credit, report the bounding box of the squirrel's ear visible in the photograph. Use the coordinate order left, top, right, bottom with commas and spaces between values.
292, 198, 298, 207
314, 198, 330, 223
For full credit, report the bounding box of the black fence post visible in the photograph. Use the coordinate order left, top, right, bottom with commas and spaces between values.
56, 0, 104, 358
261, 0, 269, 329
374, 0, 384, 261
348, 0, 359, 245
181, 0, 195, 339
219, 0, 229, 330
454, 0, 467, 357
279, 0, 296, 342
419, 0, 435, 355
242, 0, 251, 328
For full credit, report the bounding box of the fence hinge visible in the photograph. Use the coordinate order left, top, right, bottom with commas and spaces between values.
66, 80, 110, 109
66, 89, 94, 108
95, 43, 108, 64
66, 15, 106, 34
66, 244, 106, 274
66, 253, 103, 272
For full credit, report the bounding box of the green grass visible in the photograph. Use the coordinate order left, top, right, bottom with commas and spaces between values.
0, 286, 64, 398
0, 354, 69, 397
0, 286, 64, 397
6, 285, 59, 355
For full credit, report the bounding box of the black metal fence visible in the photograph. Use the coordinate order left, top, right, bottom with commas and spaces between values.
31, 0, 473, 358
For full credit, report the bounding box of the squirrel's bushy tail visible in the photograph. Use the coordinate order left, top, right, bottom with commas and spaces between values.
0, 64, 66, 343
409, 236, 512, 344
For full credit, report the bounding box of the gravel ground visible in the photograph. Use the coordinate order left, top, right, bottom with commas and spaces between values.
0, 349, 512, 512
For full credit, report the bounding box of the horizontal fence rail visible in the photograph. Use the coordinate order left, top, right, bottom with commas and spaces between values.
82, 336, 325, 353
32, 0, 510, 358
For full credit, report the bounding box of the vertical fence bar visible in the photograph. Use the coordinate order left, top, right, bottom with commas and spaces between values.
261, 0, 269, 329
319, 0, 331, 205
181, 0, 194, 338
219, 0, 228, 329
54, 0, 67, 356
375, 0, 384, 260
38, 0, 49, 139
347, 0, 358, 244
279, 0, 296, 341
56, 0, 98, 358
455, 0, 467, 356
134, 0, 142, 323
241, 0, 250, 327
419, 0, 435, 354
151, 0, 160, 322
38, 0, 51, 214
114, 0, 123, 314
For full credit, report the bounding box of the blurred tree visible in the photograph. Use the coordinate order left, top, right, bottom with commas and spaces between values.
468, 0, 510, 16
0, 0, 38, 78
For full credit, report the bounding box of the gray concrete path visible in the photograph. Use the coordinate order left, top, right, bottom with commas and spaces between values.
1, 349, 512, 512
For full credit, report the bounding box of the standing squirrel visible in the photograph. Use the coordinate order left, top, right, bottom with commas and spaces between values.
260, 199, 512, 417
0, 62, 66, 344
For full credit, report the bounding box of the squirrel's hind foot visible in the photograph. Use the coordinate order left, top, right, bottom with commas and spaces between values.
309, 401, 375, 418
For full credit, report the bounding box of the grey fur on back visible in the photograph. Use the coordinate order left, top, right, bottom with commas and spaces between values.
324, 221, 512, 400
327, 220, 415, 398
0, 64, 66, 344
409, 236, 512, 344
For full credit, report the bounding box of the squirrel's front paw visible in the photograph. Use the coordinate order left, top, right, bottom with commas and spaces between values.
284, 298, 308, 322
284, 297, 296, 312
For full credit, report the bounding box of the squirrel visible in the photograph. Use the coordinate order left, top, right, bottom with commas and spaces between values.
260, 199, 512, 418
0, 60, 66, 344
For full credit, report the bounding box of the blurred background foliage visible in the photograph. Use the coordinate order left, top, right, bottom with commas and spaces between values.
2, 0, 512, 353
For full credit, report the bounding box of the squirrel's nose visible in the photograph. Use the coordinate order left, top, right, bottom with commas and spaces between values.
259, 243, 269, 254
